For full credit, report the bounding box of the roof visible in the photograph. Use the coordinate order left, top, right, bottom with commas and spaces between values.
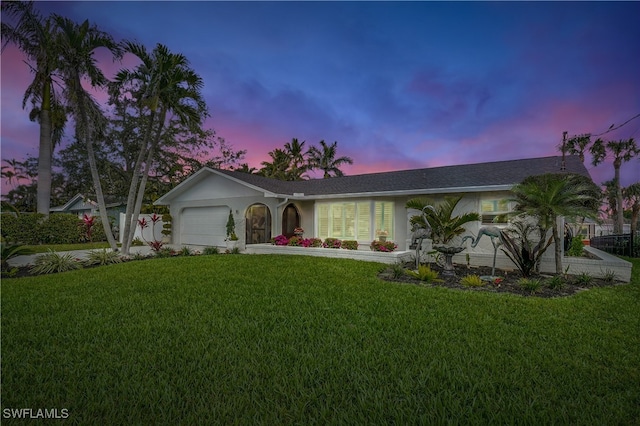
156, 155, 591, 204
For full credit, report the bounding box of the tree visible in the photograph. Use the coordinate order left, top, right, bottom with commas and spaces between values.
510, 173, 601, 274
562, 133, 591, 163
623, 183, 640, 238
590, 138, 639, 233
307, 140, 353, 178
54, 15, 122, 249
115, 42, 208, 255
405, 195, 480, 245
258, 148, 291, 180
284, 138, 309, 180
1, 1, 64, 216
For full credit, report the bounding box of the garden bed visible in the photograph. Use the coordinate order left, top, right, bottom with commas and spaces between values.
378, 263, 628, 298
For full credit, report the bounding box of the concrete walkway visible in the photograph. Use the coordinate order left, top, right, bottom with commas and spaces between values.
7, 246, 155, 268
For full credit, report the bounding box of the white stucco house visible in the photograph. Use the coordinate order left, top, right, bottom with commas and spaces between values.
154, 155, 587, 249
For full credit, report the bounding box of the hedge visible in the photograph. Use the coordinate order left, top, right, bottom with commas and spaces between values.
0, 213, 110, 245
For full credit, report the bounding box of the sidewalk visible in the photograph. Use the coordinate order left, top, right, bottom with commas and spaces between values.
7, 246, 155, 268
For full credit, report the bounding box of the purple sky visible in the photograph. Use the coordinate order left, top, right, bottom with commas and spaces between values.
1, 1, 639, 193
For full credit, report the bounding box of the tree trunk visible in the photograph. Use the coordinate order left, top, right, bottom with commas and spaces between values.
553, 219, 563, 275
120, 111, 155, 255
614, 163, 624, 234
36, 82, 52, 217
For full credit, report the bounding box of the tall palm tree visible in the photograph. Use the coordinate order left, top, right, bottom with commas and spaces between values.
258, 148, 290, 180
307, 140, 353, 178
284, 138, 308, 180
510, 173, 601, 274
115, 42, 208, 255
54, 15, 122, 249
590, 138, 639, 233
1, 1, 61, 216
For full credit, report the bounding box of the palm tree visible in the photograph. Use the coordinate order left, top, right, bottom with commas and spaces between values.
115, 42, 208, 255
1, 1, 62, 216
406, 196, 480, 246
284, 138, 309, 180
258, 149, 290, 180
562, 133, 592, 164
590, 138, 639, 233
54, 15, 122, 249
510, 173, 601, 274
307, 140, 353, 178
623, 183, 640, 240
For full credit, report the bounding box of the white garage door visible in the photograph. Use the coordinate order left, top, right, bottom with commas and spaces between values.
181, 206, 228, 246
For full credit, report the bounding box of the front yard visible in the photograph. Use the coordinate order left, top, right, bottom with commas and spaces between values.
2, 255, 639, 424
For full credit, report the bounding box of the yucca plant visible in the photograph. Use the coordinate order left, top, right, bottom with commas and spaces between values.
30, 250, 82, 275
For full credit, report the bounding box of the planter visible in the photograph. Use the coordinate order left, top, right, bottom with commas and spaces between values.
378, 235, 387, 242
226, 240, 239, 251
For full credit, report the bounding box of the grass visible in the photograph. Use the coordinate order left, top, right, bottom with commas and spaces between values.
2, 255, 639, 424
24, 241, 112, 253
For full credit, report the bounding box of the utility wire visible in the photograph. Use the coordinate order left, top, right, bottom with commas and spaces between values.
591, 112, 640, 137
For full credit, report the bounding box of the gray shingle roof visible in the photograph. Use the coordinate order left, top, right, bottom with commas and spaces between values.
218, 155, 590, 198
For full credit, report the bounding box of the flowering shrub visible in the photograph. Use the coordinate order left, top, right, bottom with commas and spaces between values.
272, 235, 289, 246
370, 240, 397, 252
287, 236, 302, 246
302, 238, 323, 247
323, 238, 342, 249
342, 240, 359, 250
83, 214, 95, 242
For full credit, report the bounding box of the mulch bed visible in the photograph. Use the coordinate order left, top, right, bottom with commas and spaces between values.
378, 263, 626, 298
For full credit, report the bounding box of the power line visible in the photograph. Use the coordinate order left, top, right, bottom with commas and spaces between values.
591, 113, 640, 137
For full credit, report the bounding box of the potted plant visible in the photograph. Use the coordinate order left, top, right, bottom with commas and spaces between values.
226, 210, 239, 250
294, 227, 304, 237
376, 229, 389, 242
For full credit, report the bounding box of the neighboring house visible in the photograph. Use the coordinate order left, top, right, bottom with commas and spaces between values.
154, 155, 591, 257
50, 194, 126, 220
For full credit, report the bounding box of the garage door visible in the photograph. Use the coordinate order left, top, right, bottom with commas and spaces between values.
181, 206, 228, 246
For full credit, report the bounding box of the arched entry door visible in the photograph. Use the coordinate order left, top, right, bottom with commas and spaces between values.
282, 204, 300, 238
245, 204, 271, 244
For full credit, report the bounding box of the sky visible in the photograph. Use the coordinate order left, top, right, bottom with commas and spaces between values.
1, 1, 639, 194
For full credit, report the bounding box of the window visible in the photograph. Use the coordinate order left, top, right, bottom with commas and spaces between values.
481, 199, 510, 224
316, 201, 394, 240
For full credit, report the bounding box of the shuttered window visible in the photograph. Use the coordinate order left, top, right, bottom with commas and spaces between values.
316, 201, 393, 241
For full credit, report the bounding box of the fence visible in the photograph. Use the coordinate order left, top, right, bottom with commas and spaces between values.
590, 233, 639, 258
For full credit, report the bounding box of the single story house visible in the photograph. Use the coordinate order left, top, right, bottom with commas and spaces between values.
154, 155, 590, 255
51, 194, 127, 221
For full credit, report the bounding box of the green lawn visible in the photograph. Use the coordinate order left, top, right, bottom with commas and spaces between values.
2, 255, 639, 424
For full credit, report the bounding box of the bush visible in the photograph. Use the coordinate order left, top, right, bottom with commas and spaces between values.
370, 240, 397, 252
287, 236, 302, 246
406, 265, 443, 282
271, 235, 289, 246
131, 237, 145, 246
30, 250, 83, 275
460, 274, 485, 287
342, 240, 359, 250
177, 246, 193, 256
304, 238, 323, 248
1, 213, 45, 244
203, 246, 219, 255
566, 236, 584, 257
574, 272, 593, 285
546, 275, 565, 290
518, 278, 542, 294
84, 249, 123, 266
323, 238, 342, 249
40, 213, 84, 244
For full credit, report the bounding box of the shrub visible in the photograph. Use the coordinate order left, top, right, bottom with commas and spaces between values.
40, 213, 84, 244
518, 278, 542, 295
148, 241, 164, 252
1, 213, 45, 244
600, 269, 619, 284
155, 247, 175, 258
370, 240, 397, 252
202, 246, 220, 255
177, 246, 193, 256
323, 238, 342, 249
303, 238, 323, 248
30, 250, 83, 275
342, 240, 359, 250
546, 275, 565, 290
460, 274, 485, 287
1, 242, 34, 271
574, 272, 593, 285
272, 235, 289, 246
390, 263, 405, 279
84, 249, 123, 266
567, 236, 585, 257
131, 237, 145, 246
287, 236, 302, 246
406, 265, 443, 282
